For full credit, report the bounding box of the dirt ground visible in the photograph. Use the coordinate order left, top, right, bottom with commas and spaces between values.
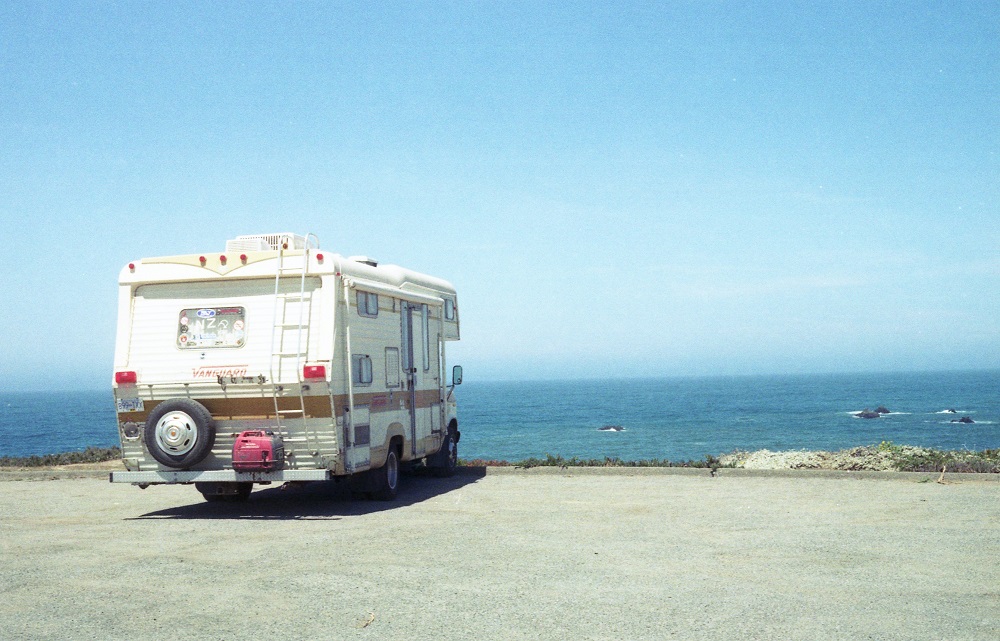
0, 467, 997, 640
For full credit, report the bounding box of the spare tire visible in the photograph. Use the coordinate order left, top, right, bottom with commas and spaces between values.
144, 399, 216, 469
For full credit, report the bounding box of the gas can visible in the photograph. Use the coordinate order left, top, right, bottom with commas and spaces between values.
232, 430, 285, 472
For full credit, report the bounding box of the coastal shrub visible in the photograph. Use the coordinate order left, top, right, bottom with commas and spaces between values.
457, 446, 998, 473
0, 446, 122, 468
889, 447, 1000, 473
458, 458, 511, 467
877, 440, 901, 453
506, 453, 735, 469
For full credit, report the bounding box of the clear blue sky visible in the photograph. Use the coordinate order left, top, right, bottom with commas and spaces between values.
1, 2, 997, 391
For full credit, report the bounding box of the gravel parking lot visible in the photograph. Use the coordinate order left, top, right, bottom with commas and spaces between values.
0, 467, 997, 640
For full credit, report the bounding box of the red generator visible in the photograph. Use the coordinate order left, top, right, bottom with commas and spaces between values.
232, 430, 285, 472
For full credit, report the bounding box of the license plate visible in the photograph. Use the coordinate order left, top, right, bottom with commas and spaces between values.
116, 397, 144, 413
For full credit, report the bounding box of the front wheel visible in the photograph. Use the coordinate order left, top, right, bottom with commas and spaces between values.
431, 431, 458, 478
372, 447, 400, 501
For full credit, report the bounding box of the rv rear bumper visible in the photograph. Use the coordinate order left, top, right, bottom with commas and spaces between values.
109, 469, 332, 484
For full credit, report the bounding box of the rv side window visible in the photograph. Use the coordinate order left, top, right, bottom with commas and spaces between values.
351, 354, 373, 386
445, 298, 455, 320
385, 348, 401, 387
356, 291, 378, 318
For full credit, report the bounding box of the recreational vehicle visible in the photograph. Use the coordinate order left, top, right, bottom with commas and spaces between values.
109, 233, 462, 502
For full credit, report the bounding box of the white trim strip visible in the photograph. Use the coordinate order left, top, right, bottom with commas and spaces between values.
109, 469, 331, 484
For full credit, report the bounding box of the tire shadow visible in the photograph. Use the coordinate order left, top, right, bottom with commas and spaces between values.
127, 466, 487, 521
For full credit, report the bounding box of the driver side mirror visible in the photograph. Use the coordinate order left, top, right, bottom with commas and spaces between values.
452, 365, 463, 386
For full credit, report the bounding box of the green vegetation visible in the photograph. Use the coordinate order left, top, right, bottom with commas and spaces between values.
872, 441, 1000, 473
462, 453, 736, 470
0, 446, 121, 468
3, 443, 998, 473
460, 445, 1000, 473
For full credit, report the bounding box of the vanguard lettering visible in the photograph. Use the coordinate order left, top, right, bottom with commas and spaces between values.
192, 365, 249, 378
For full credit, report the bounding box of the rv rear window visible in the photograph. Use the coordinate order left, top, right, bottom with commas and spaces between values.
357, 291, 378, 317
177, 307, 246, 349
445, 298, 455, 320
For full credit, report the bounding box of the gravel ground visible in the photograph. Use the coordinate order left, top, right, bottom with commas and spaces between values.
0, 467, 998, 640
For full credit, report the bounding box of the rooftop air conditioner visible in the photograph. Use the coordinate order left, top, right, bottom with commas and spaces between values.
226, 233, 306, 252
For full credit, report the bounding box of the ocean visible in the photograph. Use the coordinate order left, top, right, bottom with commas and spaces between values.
2, 370, 999, 461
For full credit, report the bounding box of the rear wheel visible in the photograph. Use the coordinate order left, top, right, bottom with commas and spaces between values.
232, 482, 253, 502
372, 447, 400, 501
196, 482, 252, 503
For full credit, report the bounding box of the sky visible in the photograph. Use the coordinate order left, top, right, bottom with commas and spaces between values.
1, 1, 998, 391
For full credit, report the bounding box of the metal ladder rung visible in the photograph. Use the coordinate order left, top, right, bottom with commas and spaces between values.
270, 233, 318, 453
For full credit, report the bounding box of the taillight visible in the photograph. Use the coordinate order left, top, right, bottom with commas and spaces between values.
303, 365, 326, 380
115, 371, 137, 384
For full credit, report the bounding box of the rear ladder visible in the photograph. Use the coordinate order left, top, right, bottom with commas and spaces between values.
269, 233, 319, 448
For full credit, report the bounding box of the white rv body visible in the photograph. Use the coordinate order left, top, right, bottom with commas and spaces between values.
110, 233, 461, 501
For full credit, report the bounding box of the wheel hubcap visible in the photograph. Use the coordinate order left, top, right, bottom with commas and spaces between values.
154, 411, 198, 455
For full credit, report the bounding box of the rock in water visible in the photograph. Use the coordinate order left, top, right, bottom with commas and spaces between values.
875, 406, 890, 414
855, 409, 881, 419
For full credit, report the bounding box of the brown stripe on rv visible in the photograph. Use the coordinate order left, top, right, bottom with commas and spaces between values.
331, 389, 444, 416
116, 389, 443, 423
118, 396, 335, 422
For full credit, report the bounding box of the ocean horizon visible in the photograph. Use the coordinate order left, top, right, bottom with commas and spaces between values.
2, 369, 999, 461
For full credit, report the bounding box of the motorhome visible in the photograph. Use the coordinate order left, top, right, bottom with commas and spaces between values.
110, 233, 462, 502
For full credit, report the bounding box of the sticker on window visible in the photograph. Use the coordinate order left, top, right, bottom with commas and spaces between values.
178, 307, 246, 349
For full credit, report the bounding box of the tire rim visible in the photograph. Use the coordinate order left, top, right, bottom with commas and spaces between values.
153, 411, 198, 456
386, 452, 399, 490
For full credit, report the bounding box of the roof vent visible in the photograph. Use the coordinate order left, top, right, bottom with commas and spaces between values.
349, 256, 378, 267
227, 233, 306, 252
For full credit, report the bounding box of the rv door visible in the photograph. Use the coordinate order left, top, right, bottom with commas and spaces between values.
401, 303, 418, 457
